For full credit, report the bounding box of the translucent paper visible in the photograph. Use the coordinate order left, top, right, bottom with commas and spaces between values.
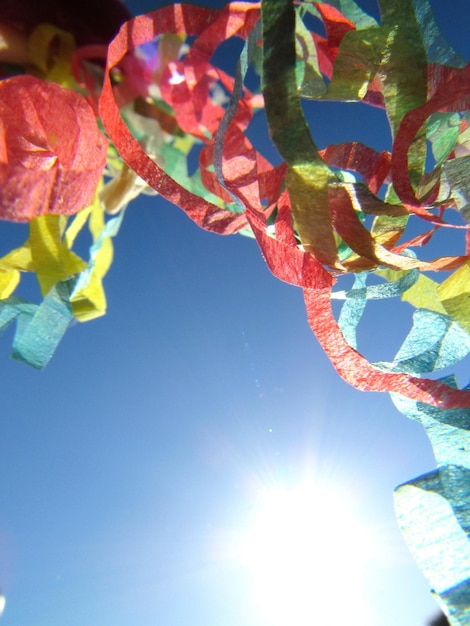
1, 1, 470, 620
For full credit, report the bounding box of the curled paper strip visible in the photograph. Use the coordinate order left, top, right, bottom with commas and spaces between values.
98, 2, 470, 410
1, 0, 470, 620
393, 386, 470, 625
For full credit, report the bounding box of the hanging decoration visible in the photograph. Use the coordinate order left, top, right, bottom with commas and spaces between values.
0, 0, 469, 621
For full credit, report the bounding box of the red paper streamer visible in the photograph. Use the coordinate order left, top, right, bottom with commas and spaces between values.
0, 75, 107, 222
98, 3, 470, 409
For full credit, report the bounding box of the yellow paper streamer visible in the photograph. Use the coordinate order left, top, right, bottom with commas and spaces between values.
28, 24, 76, 88
438, 261, 470, 334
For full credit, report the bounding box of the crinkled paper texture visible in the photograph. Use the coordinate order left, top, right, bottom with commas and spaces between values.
3, 2, 470, 620
0, 76, 107, 222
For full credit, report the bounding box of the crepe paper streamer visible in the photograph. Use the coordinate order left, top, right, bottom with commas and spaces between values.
168, 0, 468, 403
70, 202, 125, 321
211, 0, 468, 399
27, 23, 76, 87
0, 297, 36, 337
3, 0, 470, 621
0, 191, 124, 358
0, 268, 19, 299
12, 281, 74, 368
333, 270, 470, 374
320, 24, 388, 103
437, 262, 470, 334
211, 17, 286, 218
263, 3, 344, 270
427, 113, 463, 166
400, 273, 447, 314
0, 3, 467, 397
0, 75, 107, 222
392, 378, 470, 625
99, 3, 260, 236
332, 269, 419, 349
381, 261, 470, 336
335, 272, 368, 350
413, 0, 465, 68
29, 215, 87, 296
261, 0, 456, 276
0, 172, 125, 343
309, 0, 378, 31
391, 377, 470, 465
257, 0, 470, 406
0, 237, 37, 298
153, 0, 470, 409
378, 0, 428, 165
392, 63, 470, 208
319, 143, 391, 196
0, 281, 73, 369
379, 310, 470, 374
439, 156, 470, 220
332, 268, 420, 302
395, 468, 470, 626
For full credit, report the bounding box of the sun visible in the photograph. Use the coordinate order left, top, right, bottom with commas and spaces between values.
236, 480, 378, 626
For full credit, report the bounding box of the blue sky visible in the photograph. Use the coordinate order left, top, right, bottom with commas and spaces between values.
0, 1, 469, 625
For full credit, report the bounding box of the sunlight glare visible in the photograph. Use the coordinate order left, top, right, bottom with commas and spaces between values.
237, 481, 376, 626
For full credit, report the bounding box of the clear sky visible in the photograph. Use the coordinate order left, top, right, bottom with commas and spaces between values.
0, 1, 469, 625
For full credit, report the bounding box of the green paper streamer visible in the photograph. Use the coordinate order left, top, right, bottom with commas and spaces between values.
439, 156, 470, 220
326, 0, 378, 29
325, 27, 388, 102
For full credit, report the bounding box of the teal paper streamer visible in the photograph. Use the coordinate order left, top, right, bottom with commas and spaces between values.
335, 265, 470, 623
332, 268, 419, 300
392, 378, 470, 626
394, 468, 470, 626
412, 0, 465, 67
337, 273, 367, 349
334, 269, 419, 350
71, 208, 125, 297
391, 377, 470, 467
375, 310, 470, 374
11, 281, 74, 369
336, 273, 470, 375
0, 297, 36, 333
440, 580, 470, 626
0, 210, 126, 369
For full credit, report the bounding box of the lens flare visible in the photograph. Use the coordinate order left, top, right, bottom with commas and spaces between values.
237, 481, 377, 626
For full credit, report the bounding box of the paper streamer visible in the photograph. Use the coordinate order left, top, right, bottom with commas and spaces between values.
1, 0, 470, 620
0, 76, 107, 222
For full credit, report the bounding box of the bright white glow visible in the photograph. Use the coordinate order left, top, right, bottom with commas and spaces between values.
0, 593, 5, 616
237, 481, 377, 626
168, 63, 185, 85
